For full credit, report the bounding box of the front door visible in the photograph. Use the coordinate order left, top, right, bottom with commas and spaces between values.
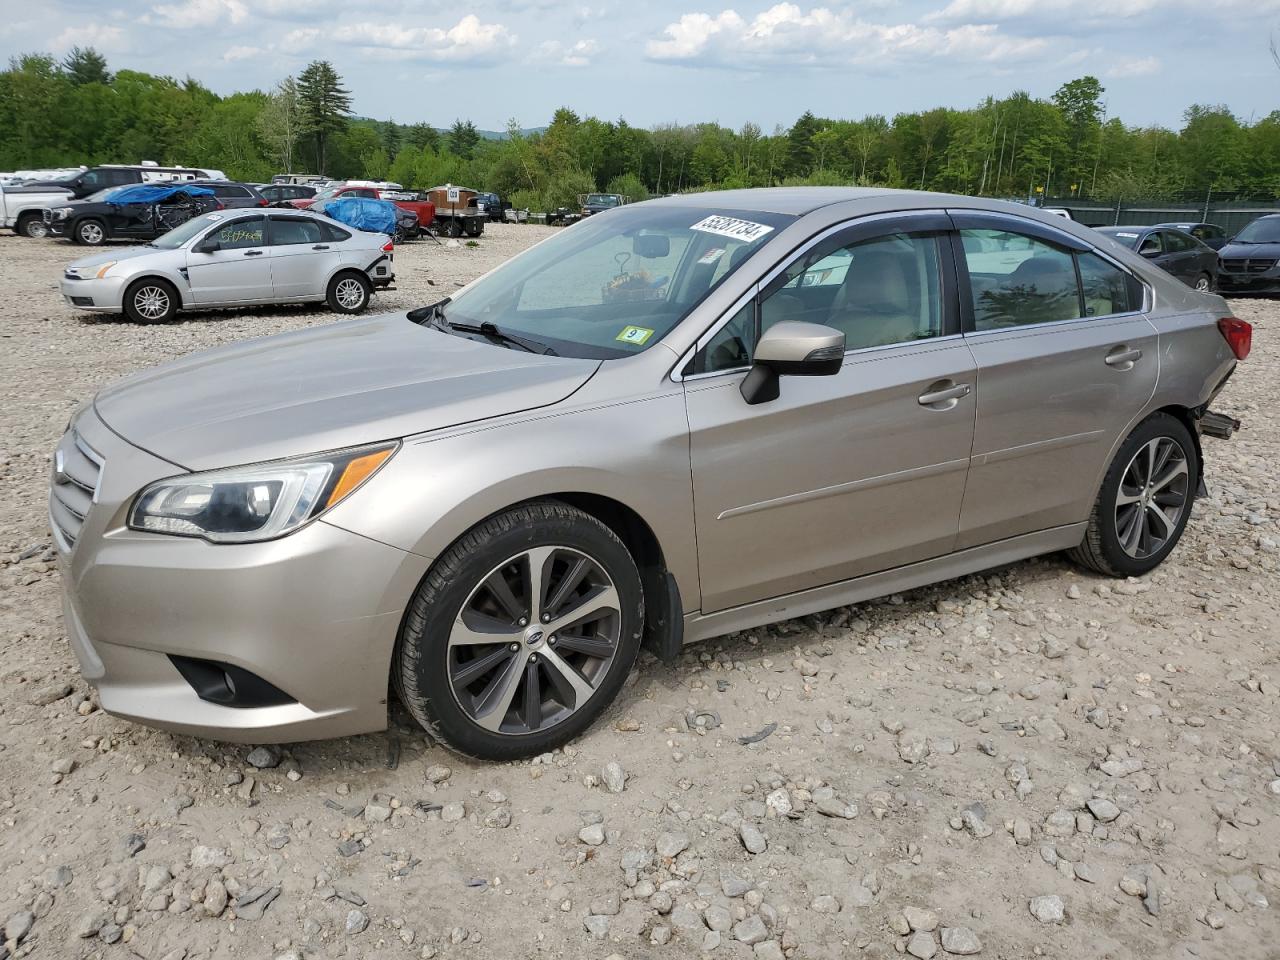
266, 215, 339, 299
951, 213, 1159, 548
684, 214, 977, 613
186, 215, 273, 304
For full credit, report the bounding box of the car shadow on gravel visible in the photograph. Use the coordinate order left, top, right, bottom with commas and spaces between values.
73, 302, 331, 327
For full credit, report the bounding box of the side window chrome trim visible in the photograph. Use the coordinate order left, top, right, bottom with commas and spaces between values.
670, 209, 952, 383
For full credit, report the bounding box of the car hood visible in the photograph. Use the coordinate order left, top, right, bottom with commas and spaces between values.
66, 246, 162, 274
1218, 241, 1280, 261
93, 313, 602, 471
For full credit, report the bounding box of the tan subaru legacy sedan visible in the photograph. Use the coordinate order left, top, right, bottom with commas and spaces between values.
52, 188, 1250, 760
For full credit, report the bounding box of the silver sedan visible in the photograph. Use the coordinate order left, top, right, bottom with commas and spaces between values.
52, 188, 1248, 759
59, 209, 395, 322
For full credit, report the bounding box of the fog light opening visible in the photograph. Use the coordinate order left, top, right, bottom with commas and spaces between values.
169, 655, 296, 709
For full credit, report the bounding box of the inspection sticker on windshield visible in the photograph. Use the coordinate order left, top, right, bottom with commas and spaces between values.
690, 215, 774, 243
697, 247, 726, 265
616, 325, 654, 345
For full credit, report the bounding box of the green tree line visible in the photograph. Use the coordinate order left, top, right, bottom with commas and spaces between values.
3, 51, 1278, 212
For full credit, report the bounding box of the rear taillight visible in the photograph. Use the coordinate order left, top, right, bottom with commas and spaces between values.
1217, 317, 1252, 361
257, 198, 268, 207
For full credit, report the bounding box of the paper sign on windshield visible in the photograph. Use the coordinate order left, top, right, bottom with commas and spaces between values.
691, 216, 774, 243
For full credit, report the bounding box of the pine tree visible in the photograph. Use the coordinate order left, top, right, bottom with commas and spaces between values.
61, 46, 111, 85
447, 119, 480, 159
296, 60, 351, 175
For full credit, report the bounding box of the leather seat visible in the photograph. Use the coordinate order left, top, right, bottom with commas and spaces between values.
826, 248, 919, 348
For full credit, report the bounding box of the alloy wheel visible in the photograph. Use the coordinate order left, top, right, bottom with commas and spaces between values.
134, 286, 170, 321
24, 220, 48, 239
1194, 276, 1211, 292
1114, 436, 1190, 560
447, 545, 621, 735
80, 223, 104, 244
335, 278, 365, 309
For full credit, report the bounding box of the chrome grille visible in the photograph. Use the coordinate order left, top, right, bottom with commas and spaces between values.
50, 430, 103, 551
1221, 258, 1275, 274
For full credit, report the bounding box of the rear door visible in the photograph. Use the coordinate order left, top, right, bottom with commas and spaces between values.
684, 212, 977, 612
952, 212, 1157, 548
1160, 230, 1198, 283
266, 215, 339, 299
186, 215, 273, 303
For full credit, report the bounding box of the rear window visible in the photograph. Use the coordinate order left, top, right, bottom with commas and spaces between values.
321, 222, 351, 242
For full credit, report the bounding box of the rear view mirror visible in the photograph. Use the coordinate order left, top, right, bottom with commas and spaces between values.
634, 233, 670, 259
741, 321, 845, 405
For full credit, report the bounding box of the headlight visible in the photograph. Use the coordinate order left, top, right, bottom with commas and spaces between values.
54, 207, 72, 219
128, 442, 397, 543
95, 261, 117, 279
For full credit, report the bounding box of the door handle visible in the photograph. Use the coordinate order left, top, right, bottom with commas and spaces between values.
243, 250, 264, 257
1105, 346, 1142, 369
312, 245, 330, 250
918, 382, 971, 408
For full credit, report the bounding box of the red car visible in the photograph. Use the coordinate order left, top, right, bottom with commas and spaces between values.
289, 184, 434, 230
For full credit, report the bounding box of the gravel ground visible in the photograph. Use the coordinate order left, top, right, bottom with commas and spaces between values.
1, 225, 1277, 960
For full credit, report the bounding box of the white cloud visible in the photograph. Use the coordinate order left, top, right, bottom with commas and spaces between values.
928, 0, 1280, 22
340, 15, 517, 63
148, 0, 249, 28
646, 3, 1050, 68
1105, 55, 1160, 77
533, 38, 600, 66
278, 27, 321, 54
51, 24, 128, 52
222, 44, 262, 61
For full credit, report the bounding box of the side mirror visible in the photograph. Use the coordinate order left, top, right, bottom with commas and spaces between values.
195, 238, 220, 254
634, 233, 670, 259
740, 321, 845, 405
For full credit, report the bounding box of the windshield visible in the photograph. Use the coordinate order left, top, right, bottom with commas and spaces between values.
586, 194, 620, 207
441, 204, 793, 359
313, 187, 343, 201
1100, 229, 1141, 250
1233, 217, 1280, 243
148, 212, 223, 249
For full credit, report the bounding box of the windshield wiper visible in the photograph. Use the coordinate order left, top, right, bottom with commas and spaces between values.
408, 299, 557, 356
447, 320, 559, 356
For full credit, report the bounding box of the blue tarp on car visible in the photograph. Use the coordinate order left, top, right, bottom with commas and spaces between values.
105, 184, 215, 205
313, 197, 397, 236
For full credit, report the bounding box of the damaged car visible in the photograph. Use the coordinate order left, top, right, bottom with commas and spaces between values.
46, 184, 221, 246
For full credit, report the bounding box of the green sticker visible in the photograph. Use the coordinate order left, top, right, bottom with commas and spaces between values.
616, 325, 655, 345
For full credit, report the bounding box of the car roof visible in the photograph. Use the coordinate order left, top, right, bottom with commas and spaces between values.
647, 186, 911, 215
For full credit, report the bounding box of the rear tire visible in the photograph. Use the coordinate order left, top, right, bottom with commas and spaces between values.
123, 278, 179, 324
17, 213, 48, 239
395, 500, 644, 761
326, 271, 371, 314
1069, 413, 1198, 577
464, 218, 483, 238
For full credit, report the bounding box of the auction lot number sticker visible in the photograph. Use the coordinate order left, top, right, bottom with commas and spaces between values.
690, 215, 775, 242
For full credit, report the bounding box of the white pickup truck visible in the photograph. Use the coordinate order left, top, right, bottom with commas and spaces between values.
0, 183, 76, 238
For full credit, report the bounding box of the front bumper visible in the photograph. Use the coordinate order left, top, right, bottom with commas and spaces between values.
1217, 272, 1280, 294
60, 274, 128, 312
53, 407, 432, 743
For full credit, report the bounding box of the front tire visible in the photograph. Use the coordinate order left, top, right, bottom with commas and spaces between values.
395, 501, 644, 761
1193, 273, 1213, 293
1069, 413, 1198, 577
122, 278, 178, 324
17, 213, 48, 239
74, 219, 107, 246
326, 271, 371, 314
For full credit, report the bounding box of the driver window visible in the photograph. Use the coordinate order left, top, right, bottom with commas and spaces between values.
210, 217, 265, 250
1138, 233, 1162, 255
760, 232, 942, 349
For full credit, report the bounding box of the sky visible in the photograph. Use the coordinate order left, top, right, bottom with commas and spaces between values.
5, 0, 1279, 132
